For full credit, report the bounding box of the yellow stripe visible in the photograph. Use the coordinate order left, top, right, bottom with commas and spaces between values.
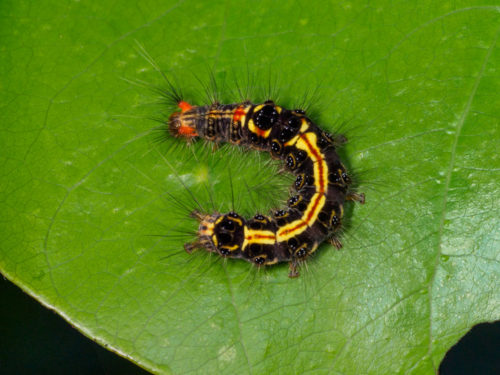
277, 132, 328, 241
242, 226, 276, 249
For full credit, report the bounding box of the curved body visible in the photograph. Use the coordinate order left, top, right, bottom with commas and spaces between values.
169, 100, 364, 277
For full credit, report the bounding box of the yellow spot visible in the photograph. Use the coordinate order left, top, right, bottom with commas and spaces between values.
284, 135, 299, 147
248, 118, 272, 138
265, 258, 279, 265
220, 244, 239, 252
200, 221, 214, 235
299, 118, 309, 132
247, 104, 273, 138
231, 217, 243, 227
308, 242, 319, 254
284, 120, 309, 146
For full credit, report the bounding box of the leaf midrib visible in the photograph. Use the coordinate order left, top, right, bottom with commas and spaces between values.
425, 24, 500, 371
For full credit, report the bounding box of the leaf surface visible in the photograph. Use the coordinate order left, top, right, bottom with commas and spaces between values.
1, 1, 499, 374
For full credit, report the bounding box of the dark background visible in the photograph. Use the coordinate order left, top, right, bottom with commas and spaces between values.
1, 277, 498, 374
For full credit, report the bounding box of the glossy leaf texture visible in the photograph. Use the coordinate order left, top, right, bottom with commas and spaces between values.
1, 1, 499, 374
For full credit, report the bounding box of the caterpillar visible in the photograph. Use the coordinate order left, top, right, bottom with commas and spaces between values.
164, 96, 365, 278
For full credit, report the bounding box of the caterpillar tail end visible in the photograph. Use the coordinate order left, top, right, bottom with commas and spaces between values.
167, 101, 199, 139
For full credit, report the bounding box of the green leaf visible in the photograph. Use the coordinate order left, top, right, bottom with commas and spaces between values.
1, 0, 499, 374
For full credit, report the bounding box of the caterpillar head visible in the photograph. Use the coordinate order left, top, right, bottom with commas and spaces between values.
168, 101, 198, 139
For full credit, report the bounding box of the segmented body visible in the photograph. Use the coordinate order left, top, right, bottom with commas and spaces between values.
168, 100, 364, 277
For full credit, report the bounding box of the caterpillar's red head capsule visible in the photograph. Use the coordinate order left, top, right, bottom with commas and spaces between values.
167, 101, 198, 139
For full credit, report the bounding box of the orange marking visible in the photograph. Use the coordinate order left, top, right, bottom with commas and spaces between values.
178, 101, 192, 113
178, 124, 198, 137
255, 128, 268, 137
279, 221, 307, 236
233, 106, 246, 122
246, 234, 276, 241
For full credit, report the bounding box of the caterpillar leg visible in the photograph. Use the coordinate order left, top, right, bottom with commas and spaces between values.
184, 240, 217, 254
346, 192, 365, 204
184, 242, 198, 253
288, 261, 300, 278
209, 142, 220, 152
333, 134, 348, 146
329, 237, 343, 249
